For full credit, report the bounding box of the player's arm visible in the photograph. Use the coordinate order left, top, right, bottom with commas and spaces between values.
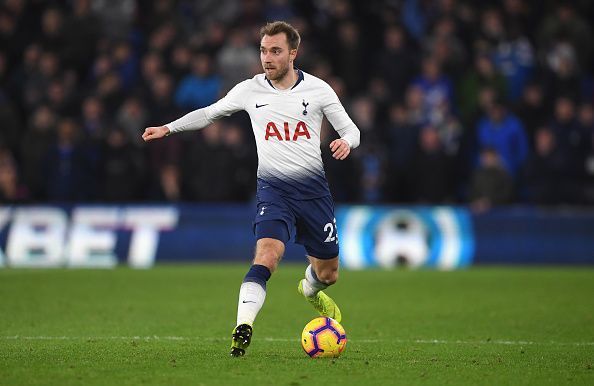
142, 80, 249, 142
322, 87, 361, 160
141, 108, 212, 142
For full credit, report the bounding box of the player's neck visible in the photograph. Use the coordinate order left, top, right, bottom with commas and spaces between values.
270, 67, 298, 90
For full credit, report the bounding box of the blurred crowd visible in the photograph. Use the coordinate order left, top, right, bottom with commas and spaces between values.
0, 0, 593, 208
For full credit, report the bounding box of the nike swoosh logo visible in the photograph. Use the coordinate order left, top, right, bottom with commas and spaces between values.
255, 104, 269, 108
242, 300, 256, 303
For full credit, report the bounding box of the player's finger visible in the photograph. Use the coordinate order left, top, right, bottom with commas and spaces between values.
332, 143, 344, 158
142, 128, 155, 141
337, 147, 350, 160
330, 139, 347, 152
329, 140, 340, 152
333, 144, 349, 160
340, 148, 351, 160
338, 147, 350, 160
339, 143, 350, 158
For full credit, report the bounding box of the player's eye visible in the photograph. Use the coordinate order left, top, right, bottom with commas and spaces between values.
260, 48, 281, 55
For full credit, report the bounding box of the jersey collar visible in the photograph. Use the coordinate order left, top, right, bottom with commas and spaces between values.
265, 69, 304, 90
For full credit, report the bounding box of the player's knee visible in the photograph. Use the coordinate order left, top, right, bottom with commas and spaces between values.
317, 268, 338, 285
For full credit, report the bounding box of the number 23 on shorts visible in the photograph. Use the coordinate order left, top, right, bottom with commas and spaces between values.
323, 218, 338, 243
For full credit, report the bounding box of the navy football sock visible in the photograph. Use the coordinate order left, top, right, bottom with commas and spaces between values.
236, 264, 272, 326
243, 264, 272, 288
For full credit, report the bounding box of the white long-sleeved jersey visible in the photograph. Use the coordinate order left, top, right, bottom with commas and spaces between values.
166, 70, 360, 199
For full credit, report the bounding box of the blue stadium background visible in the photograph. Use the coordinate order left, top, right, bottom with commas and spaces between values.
0, 0, 593, 268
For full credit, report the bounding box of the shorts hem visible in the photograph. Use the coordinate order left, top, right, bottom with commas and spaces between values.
304, 247, 339, 260
254, 219, 291, 244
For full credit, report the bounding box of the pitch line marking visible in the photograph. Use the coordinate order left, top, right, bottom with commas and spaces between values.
1, 336, 592, 346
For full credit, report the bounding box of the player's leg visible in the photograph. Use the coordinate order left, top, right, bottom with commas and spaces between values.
298, 255, 342, 323
292, 195, 342, 322
307, 254, 339, 286
236, 236, 285, 327
231, 220, 290, 357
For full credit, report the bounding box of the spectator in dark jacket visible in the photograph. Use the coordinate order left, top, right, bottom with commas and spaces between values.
469, 147, 514, 212
411, 125, 453, 203
523, 127, 571, 204
43, 118, 96, 201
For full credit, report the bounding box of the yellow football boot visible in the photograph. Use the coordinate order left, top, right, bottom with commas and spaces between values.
298, 280, 342, 323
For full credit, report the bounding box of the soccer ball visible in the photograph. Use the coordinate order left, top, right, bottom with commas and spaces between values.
301, 317, 347, 358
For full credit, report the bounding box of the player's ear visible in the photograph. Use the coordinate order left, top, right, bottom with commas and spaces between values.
289, 48, 298, 62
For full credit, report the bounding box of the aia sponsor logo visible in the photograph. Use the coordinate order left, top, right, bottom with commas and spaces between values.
265, 121, 311, 141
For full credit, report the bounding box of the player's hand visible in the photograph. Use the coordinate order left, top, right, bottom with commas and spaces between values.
142, 126, 170, 142
330, 139, 351, 160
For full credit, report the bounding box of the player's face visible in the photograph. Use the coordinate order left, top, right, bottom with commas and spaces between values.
260, 33, 296, 81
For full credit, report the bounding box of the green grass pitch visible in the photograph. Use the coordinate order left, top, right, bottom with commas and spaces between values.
0, 264, 593, 385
